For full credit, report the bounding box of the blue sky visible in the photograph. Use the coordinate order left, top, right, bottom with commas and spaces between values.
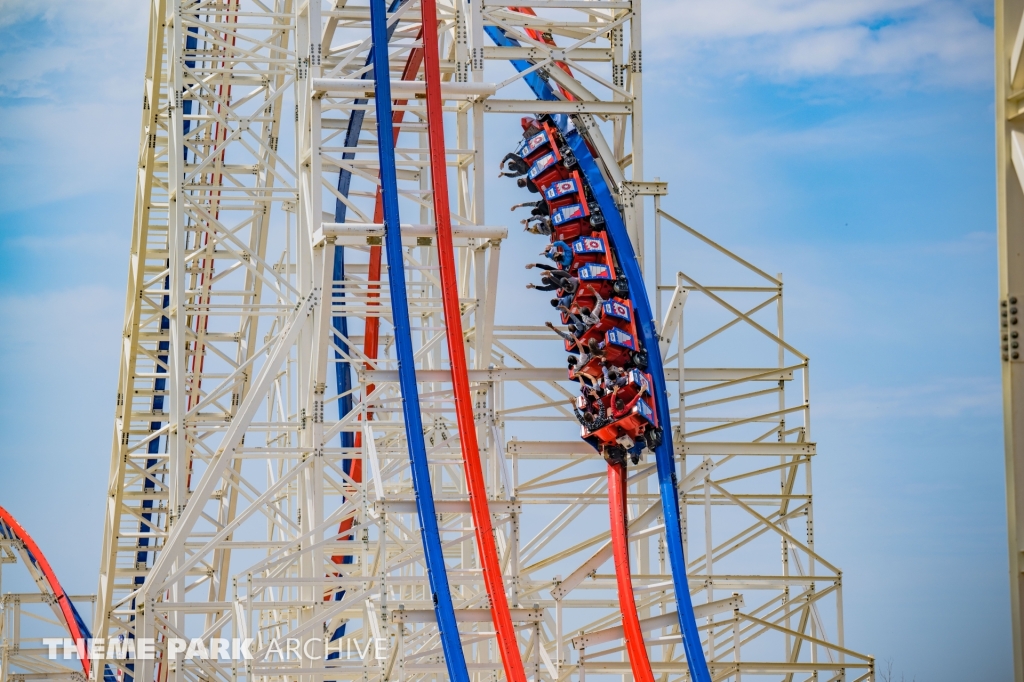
0, 0, 1008, 679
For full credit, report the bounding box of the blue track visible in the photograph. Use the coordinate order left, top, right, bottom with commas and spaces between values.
331, 0, 405, 459
327, 0, 406, 650
485, 26, 712, 682
566, 129, 711, 682
368, 1, 469, 678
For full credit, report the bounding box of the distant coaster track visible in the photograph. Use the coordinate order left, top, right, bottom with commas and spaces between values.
0, 505, 93, 679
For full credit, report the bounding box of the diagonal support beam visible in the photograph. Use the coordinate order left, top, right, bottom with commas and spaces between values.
145, 290, 318, 594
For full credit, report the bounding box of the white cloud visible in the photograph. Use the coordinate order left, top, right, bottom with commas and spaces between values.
650, 0, 927, 39
0, 0, 58, 29
0, 285, 121, 350
0, 1, 147, 212
0, 98, 140, 210
815, 376, 1000, 420
645, 0, 992, 87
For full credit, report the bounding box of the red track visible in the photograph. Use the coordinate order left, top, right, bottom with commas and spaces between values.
506, 13, 655, 674
607, 463, 655, 682
419, 0, 528, 678
0, 506, 91, 678
335, 12, 643, 678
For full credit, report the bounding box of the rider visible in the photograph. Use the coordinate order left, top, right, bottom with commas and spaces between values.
527, 271, 579, 294
542, 241, 572, 269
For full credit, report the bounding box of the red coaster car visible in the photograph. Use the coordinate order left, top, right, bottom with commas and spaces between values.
586, 369, 659, 447
527, 148, 572, 189
577, 297, 636, 347
575, 326, 638, 377
517, 129, 552, 164
549, 202, 593, 242
518, 122, 563, 166
544, 172, 584, 212
571, 262, 615, 308
568, 233, 612, 276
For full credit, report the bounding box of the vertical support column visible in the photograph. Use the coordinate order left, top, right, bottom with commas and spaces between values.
305, 6, 327, 670
997, 2, 1024, 677
454, 0, 470, 83
165, 9, 188, 668
294, 8, 315, 676
167, 0, 187, 541
628, 0, 644, 273
732, 599, 742, 682
777, 272, 790, 663
468, 0, 484, 79
0, 594, 7, 682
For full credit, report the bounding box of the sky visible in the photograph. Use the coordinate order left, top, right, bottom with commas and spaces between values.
0, 0, 1009, 680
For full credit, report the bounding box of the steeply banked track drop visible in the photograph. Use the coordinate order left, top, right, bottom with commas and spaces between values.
500, 113, 710, 681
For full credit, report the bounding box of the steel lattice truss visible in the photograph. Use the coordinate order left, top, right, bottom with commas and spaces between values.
89, 1, 874, 681
0, 540, 95, 682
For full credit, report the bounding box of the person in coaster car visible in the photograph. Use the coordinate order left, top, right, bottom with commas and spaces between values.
527, 272, 579, 294
499, 152, 529, 178
512, 200, 549, 220
542, 240, 572, 269
567, 354, 605, 390
517, 176, 540, 193
603, 367, 629, 399
570, 305, 601, 327
545, 320, 587, 345
525, 262, 570, 277
573, 394, 610, 432
550, 290, 575, 310
573, 337, 607, 373
611, 383, 647, 420
523, 215, 553, 235
587, 284, 609, 309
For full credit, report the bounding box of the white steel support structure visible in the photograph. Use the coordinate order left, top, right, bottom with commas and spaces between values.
0, 591, 96, 682
0, 533, 96, 682
95, 0, 871, 680
998, 1, 1024, 678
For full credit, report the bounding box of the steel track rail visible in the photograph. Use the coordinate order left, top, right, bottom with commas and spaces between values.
419, 0, 529, 677
607, 462, 655, 681
328, 1, 415, 624
485, 24, 712, 682
565, 125, 712, 682
368, 1, 470, 678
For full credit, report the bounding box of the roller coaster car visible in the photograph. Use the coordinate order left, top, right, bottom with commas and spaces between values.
575, 326, 639, 376
544, 172, 584, 211
527, 148, 572, 189
517, 123, 563, 168
517, 129, 552, 163
566, 261, 615, 310
567, 233, 612, 276
564, 297, 636, 352
586, 370, 660, 454
549, 201, 593, 242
